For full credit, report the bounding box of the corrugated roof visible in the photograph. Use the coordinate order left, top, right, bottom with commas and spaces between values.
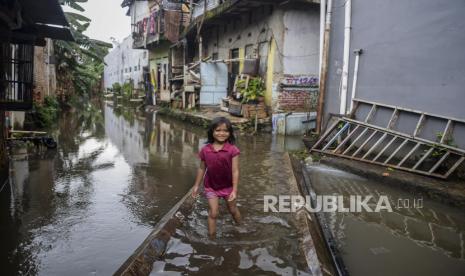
19, 0, 70, 27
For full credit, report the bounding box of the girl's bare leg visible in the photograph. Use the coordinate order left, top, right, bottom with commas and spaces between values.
207, 197, 219, 237
226, 199, 241, 224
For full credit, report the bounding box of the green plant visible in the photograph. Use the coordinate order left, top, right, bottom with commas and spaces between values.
122, 81, 133, 99
428, 131, 457, 158
112, 82, 122, 94
240, 77, 265, 103
31, 96, 60, 128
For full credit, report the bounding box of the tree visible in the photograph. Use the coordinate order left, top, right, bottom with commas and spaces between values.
55, 0, 112, 101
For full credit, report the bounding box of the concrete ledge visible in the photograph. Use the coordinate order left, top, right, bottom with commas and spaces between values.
114, 187, 196, 276
319, 156, 465, 208
287, 154, 344, 276
149, 106, 272, 132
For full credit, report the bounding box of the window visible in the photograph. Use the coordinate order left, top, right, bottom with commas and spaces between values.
129, 67, 132, 72
245, 44, 254, 58
134, 66, 137, 71
212, 52, 218, 60
138, 65, 141, 70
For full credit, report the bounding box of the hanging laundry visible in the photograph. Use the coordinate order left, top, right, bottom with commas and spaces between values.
149, 13, 155, 34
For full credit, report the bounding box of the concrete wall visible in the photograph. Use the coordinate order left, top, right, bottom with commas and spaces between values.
129, 0, 150, 28
148, 41, 171, 102
324, 0, 465, 137
104, 36, 149, 90
33, 39, 56, 103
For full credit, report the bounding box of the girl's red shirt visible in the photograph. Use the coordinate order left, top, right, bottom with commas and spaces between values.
198, 142, 240, 190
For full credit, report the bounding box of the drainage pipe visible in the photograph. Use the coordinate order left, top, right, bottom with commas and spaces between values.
339, 0, 351, 115
349, 49, 362, 112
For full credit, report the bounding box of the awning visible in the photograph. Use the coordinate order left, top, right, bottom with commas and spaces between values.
15, 0, 74, 41
19, 0, 70, 27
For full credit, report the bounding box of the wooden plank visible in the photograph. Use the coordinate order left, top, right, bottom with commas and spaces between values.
333, 125, 360, 153
362, 132, 388, 160
342, 128, 369, 155
322, 122, 350, 151
352, 130, 378, 157
398, 142, 421, 167
444, 156, 465, 178
365, 104, 377, 123
413, 113, 425, 137
412, 147, 434, 171
428, 151, 450, 174
373, 136, 397, 162
383, 139, 408, 164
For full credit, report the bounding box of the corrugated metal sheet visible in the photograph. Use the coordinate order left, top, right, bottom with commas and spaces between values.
200, 62, 228, 105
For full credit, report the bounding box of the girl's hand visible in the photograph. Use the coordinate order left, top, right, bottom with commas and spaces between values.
228, 190, 237, 201
192, 185, 200, 198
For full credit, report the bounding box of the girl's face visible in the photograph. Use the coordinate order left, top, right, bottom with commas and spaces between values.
213, 123, 230, 143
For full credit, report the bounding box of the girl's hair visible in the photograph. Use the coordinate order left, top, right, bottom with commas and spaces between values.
207, 117, 236, 144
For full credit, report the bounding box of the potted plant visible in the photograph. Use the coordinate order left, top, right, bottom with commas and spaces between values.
240, 77, 265, 104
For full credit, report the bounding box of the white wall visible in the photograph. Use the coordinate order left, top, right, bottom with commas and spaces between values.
104, 35, 149, 89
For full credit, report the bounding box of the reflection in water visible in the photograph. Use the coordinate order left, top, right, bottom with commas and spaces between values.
155, 137, 311, 275
1, 102, 308, 275
307, 164, 465, 276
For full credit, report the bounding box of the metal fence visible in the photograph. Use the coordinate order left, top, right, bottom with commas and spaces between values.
0, 42, 34, 110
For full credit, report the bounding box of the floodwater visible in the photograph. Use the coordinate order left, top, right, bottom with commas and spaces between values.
0, 102, 309, 275
306, 164, 465, 276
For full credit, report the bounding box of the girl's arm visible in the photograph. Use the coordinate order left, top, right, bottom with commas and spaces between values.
192, 161, 206, 198
228, 156, 240, 201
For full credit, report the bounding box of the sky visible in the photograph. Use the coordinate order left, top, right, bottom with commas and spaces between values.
64, 0, 131, 45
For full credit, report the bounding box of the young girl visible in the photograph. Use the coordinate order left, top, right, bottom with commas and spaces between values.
192, 117, 241, 237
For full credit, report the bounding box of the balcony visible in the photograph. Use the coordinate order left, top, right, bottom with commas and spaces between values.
132, 0, 186, 49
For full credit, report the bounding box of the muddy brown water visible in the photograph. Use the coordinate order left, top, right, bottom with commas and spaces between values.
306, 164, 465, 276
0, 103, 308, 275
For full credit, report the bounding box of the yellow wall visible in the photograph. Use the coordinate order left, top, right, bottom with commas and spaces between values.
239, 48, 245, 73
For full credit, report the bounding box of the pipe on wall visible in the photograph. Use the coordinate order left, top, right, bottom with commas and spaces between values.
349, 49, 362, 112
339, 0, 351, 115
319, 0, 326, 78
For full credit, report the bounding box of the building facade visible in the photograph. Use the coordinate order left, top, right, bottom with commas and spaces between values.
321, 0, 465, 147
103, 35, 149, 90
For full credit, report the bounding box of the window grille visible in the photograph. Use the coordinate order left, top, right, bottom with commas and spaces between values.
0, 42, 34, 110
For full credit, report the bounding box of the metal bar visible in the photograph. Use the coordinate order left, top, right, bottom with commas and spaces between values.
362, 132, 387, 160
428, 151, 450, 174
349, 100, 359, 119
384, 139, 408, 164
352, 98, 465, 125
312, 119, 341, 150
322, 122, 350, 151
440, 120, 453, 144
387, 108, 399, 129
352, 130, 378, 157
312, 148, 449, 179
365, 104, 377, 123
373, 136, 397, 162
342, 127, 369, 155
342, 117, 465, 154
412, 147, 434, 170
398, 142, 421, 167
444, 156, 465, 178
333, 125, 360, 153
413, 113, 425, 137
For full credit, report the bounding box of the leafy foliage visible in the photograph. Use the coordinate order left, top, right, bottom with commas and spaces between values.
55, 0, 112, 97
240, 77, 265, 103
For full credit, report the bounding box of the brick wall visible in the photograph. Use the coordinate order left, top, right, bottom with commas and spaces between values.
277, 89, 319, 112
33, 45, 46, 104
